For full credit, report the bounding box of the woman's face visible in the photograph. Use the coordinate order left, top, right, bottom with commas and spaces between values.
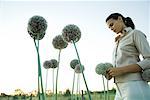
106, 16, 125, 34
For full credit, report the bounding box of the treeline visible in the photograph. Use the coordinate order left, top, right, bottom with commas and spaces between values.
0, 88, 116, 100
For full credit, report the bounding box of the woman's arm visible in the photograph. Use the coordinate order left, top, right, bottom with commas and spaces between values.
107, 64, 142, 77
133, 30, 150, 69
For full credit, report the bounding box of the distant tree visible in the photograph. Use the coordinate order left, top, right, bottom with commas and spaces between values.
81, 90, 86, 100
30, 94, 33, 100
109, 87, 116, 93
0, 93, 7, 96
63, 89, 71, 96
14, 89, 24, 96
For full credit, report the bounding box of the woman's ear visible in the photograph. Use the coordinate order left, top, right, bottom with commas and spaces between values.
118, 16, 123, 21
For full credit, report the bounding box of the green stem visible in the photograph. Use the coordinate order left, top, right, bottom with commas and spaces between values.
52, 68, 55, 100
76, 74, 79, 100
55, 50, 61, 100
37, 69, 40, 99
102, 75, 106, 100
78, 74, 81, 100
45, 69, 48, 93
34, 40, 45, 100
71, 71, 75, 100
72, 41, 92, 100
106, 79, 109, 100
34, 40, 41, 100
77, 74, 81, 100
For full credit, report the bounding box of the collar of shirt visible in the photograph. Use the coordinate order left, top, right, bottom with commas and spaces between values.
122, 27, 133, 35
115, 27, 133, 44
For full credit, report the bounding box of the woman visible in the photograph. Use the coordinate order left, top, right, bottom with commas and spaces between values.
105, 13, 150, 100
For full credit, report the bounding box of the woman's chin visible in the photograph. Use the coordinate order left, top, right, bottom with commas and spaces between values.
115, 32, 120, 34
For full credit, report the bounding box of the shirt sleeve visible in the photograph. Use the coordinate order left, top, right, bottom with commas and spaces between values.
133, 30, 150, 70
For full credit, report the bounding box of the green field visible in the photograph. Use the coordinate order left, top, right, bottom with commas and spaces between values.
0, 92, 115, 100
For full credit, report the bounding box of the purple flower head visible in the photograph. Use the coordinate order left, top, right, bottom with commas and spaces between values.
52, 35, 68, 49
62, 24, 81, 43
70, 59, 79, 69
95, 63, 113, 76
50, 59, 58, 69
27, 15, 47, 40
95, 63, 106, 75
104, 63, 113, 68
28, 29, 45, 40
43, 60, 51, 69
74, 64, 84, 74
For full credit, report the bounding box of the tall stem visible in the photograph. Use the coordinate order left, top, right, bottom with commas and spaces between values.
78, 74, 81, 100
76, 74, 79, 100
77, 74, 81, 100
45, 69, 48, 93
34, 40, 45, 100
52, 68, 55, 100
55, 50, 61, 100
72, 41, 92, 100
106, 79, 109, 100
71, 71, 76, 100
102, 75, 106, 100
38, 76, 40, 100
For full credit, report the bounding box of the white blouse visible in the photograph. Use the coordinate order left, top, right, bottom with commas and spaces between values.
113, 27, 150, 83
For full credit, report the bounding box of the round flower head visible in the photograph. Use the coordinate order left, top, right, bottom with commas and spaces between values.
52, 35, 68, 49
43, 60, 51, 69
95, 63, 113, 76
95, 63, 106, 75
62, 24, 81, 43
142, 69, 150, 82
27, 15, 47, 40
50, 59, 58, 68
28, 29, 45, 40
104, 63, 113, 68
70, 59, 79, 69
74, 64, 84, 74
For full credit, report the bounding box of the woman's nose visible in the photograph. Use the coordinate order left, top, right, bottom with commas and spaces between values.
110, 27, 114, 31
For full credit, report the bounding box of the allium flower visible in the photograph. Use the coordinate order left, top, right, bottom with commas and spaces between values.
50, 59, 58, 68
28, 29, 45, 40
142, 69, 150, 82
95, 63, 105, 75
104, 63, 113, 68
74, 64, 84, 73
52, 35, 68, 49
70, 59, 79, 69
43, 60, 51, 69
62, 24, 81, 43
27, 15, 47, 40
95, 63, 113, 76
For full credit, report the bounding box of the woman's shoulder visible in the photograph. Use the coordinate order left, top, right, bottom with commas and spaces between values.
132, 29, 147, 38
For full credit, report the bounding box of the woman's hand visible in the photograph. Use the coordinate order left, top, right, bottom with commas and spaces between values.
107, 67, 125, 77
105, 73, 113, 80
107, 64, 142, 77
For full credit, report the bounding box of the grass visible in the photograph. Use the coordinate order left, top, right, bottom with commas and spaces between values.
0, 92, 115, 100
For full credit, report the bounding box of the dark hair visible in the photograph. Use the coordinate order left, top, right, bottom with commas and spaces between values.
106, 13, 135, 29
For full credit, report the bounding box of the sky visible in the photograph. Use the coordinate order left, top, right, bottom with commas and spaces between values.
0, 0, 150, 95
